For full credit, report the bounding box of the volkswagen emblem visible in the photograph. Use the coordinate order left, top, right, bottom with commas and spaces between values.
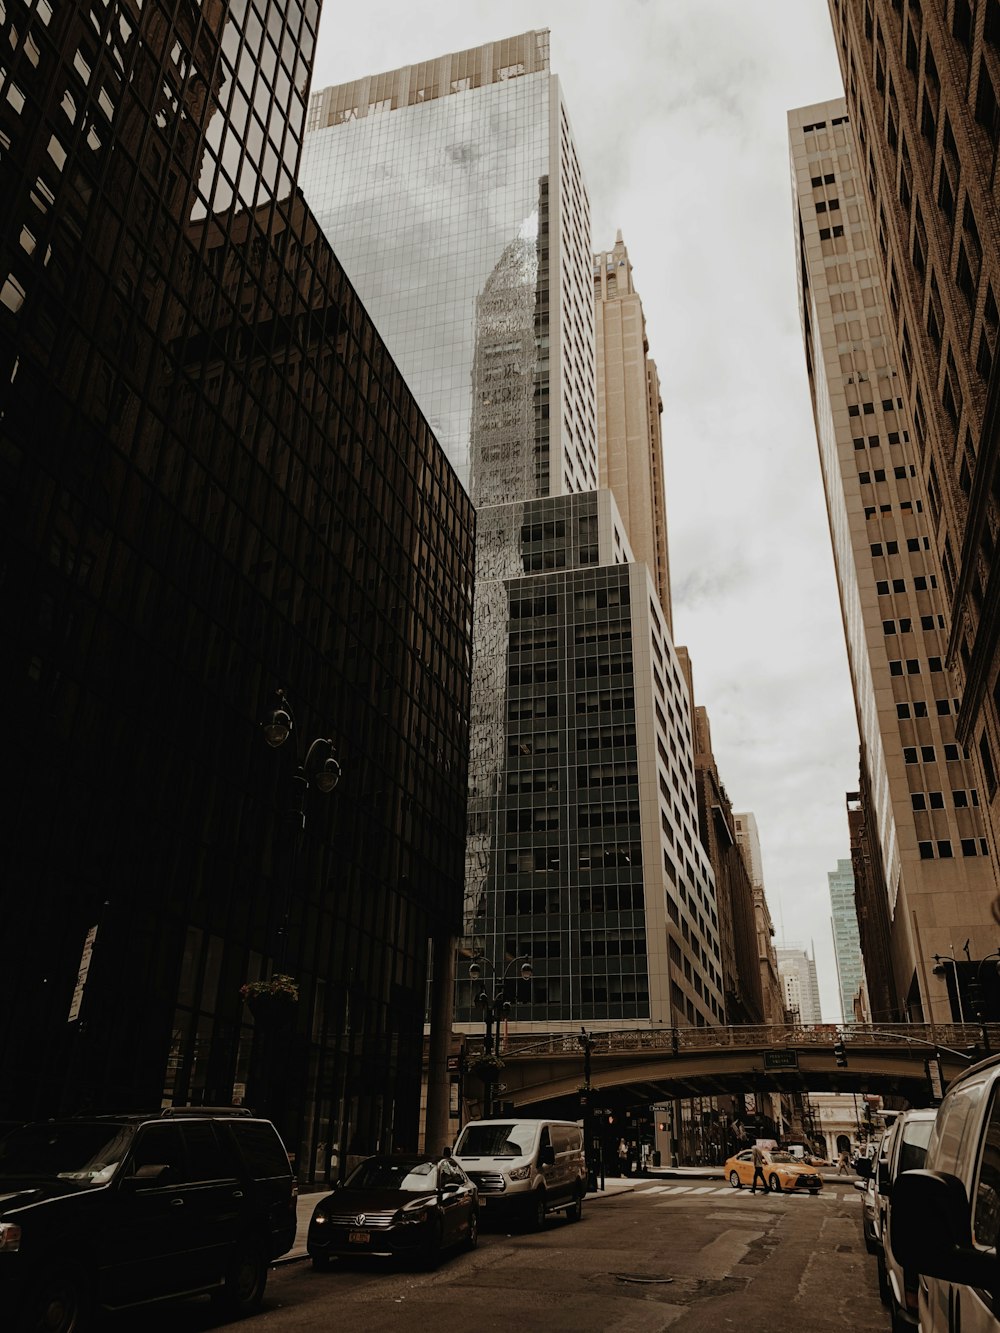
355, 1214, 366, 1227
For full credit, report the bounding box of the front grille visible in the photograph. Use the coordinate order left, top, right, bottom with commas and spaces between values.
467, 1171, 506, 1193
323, 1207, 397, 1229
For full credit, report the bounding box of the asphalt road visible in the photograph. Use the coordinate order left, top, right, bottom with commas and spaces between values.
101, 1180, 890, 1332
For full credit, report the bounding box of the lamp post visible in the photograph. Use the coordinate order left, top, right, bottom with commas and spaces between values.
931, 953, 966, 1025
468, 953, 532, 1117
260, 688, 341, 970
251, 688, 340, 1140
577, 1028, 597, 1188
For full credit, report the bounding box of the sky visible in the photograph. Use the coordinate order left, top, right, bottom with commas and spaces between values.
311, 1, 856, 1022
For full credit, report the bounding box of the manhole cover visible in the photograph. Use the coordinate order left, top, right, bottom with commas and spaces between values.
612, 1274, 675, 1285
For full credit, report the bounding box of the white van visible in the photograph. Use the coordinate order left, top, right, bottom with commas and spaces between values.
891, 1053, 1000, 1331
452, 1118, 587, 1228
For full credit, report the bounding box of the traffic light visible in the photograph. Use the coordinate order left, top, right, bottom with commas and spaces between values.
833, 1037, 848, 1067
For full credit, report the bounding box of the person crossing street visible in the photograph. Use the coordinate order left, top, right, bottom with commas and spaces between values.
749, 1142, 768, 1194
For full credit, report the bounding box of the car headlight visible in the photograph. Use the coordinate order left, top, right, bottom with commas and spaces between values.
312, 1213, 328, 1226
508, 1165, 531, 1181
397, 1205, 429, 1225
0, 1223, 21, 1253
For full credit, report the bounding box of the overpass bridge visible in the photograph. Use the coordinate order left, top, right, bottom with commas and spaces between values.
467, 1022, 992, 1112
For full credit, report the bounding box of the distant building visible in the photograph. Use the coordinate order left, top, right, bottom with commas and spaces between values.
734, 813, 785, 1024
777, 947, 823, 1026
828, 858, 867, 1025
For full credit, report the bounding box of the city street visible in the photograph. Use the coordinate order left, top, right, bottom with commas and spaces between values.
102, 1178, 888, 1332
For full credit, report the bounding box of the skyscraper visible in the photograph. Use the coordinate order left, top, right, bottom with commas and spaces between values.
824, 0, 1000, 881
734, 812, 785, 1024
594, 231, 672, 629
829, 858, 867, 1023
303, 33, 727, 1041
789, 97, 998, 1022
0, 0, 474, 1175
776, 946, 823, 1026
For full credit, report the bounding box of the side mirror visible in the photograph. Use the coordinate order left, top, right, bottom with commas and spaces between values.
539, 1144, 555, 1167
441, 1181, 462, 1194
891, 1170, 997, 1294
854, 1157, 873, 1179
123, 1163, 171, 1188
853, 1179, 867, 1193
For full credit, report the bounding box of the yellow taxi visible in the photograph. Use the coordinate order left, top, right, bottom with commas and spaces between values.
724, 1148, 823, 1195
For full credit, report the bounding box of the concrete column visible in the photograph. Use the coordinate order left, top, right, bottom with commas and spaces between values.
424, 932, 456, 1156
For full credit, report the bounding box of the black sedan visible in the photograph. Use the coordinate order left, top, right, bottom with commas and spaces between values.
307, 1154, 478, 1269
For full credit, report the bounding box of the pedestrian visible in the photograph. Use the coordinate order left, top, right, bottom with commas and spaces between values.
836, 1149, 850, 1175
617, 1137, 628, 1176
749, 1142, 768, 1194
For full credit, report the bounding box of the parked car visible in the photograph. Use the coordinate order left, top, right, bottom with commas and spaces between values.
724, 1148, 823, 1194
804, 1153, 831, 1166
307, 1154, 477, 1269
452, 1118, 587, 1227
891, 1051, 1000, 1332
1, 1107, 297, 1332
855, 1168, 879, 1253
877, 1108, 937, 1328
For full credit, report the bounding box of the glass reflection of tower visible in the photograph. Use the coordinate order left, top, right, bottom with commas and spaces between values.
303, 32, 725, 1043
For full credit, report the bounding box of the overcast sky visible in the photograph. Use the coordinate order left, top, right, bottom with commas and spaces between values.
312, 1, 856, 1022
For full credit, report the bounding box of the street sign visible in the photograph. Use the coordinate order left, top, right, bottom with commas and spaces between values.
67, 924, 99, 1022
764, 1049, 798, 1070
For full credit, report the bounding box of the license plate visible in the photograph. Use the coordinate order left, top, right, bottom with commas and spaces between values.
348, 1230, 370, 1244
479, 1197, 486, 1207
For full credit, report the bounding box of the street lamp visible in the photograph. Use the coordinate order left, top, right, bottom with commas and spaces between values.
468, 952, 533, 1117
931, 953, 967, 1025
260, 688, 340, 967
251, 689, 340, 1136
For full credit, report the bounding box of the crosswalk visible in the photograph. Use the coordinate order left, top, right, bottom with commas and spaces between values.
630, 1182, 850, 1200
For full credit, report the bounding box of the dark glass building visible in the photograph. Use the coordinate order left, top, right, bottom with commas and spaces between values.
0, 0, 474, 1181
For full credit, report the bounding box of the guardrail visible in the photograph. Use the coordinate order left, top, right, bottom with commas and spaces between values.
473, 1021, 993, 1061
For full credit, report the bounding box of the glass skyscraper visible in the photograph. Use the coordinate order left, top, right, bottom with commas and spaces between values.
303, 32, 726, 1046
828, 858, 866, 1024
1, 0, 474, 1178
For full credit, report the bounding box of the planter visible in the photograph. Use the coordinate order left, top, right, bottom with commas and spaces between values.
245, 991, 297, 1022
468, 1060, 505, 1082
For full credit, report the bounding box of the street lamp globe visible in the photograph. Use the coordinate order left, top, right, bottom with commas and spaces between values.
314, 751, 341, 793
468, 961, 482, 982
520, 961, 533, 982
262, 704, 293, 748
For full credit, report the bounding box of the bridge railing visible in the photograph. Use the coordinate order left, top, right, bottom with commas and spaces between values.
476, 1021, 992, 1061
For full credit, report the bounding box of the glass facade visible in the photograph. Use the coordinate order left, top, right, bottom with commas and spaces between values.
0, 0, 474, 1179
300, 30, 598, 498
828, 858, 865, 1024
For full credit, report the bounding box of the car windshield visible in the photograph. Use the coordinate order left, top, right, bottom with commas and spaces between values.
769, 1152, 796, 1163
0, 1122, 134, 1186
898, 1119, 934, 1174
346, 1159, 438, 1193
454, 1123, 535, 1157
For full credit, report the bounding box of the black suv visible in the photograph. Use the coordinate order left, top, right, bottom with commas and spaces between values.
0, 1107, 297, 1331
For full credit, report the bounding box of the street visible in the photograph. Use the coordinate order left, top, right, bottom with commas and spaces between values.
102, 1178, 888, 1332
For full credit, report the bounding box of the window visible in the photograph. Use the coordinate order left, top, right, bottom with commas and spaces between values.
928, 791, 944, 809
897, 702, 911, 718
921, 745, 936, 761
918, 841, 934, 859
962, 838, 980, 857
904, 747, 919, 764
937, 840, 954, 858
911, 792, 926, 810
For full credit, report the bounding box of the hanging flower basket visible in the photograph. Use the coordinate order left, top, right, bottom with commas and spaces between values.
240, 974, 299, 1019
468, 1053, 505, 1081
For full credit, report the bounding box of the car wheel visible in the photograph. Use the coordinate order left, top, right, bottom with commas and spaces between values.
768, 1174, 782, 1193
729, 1170, 742, 1189
466, 1208, 479, 1250
28, 1265, 92, 1333
565, 1188, 583, 1223
529, 1188, 547, 1230
310, 1253, 331, 1272
422, 1216, 444, 1270
213, 1239, 268, 1317
809, 1189, 820, 1196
